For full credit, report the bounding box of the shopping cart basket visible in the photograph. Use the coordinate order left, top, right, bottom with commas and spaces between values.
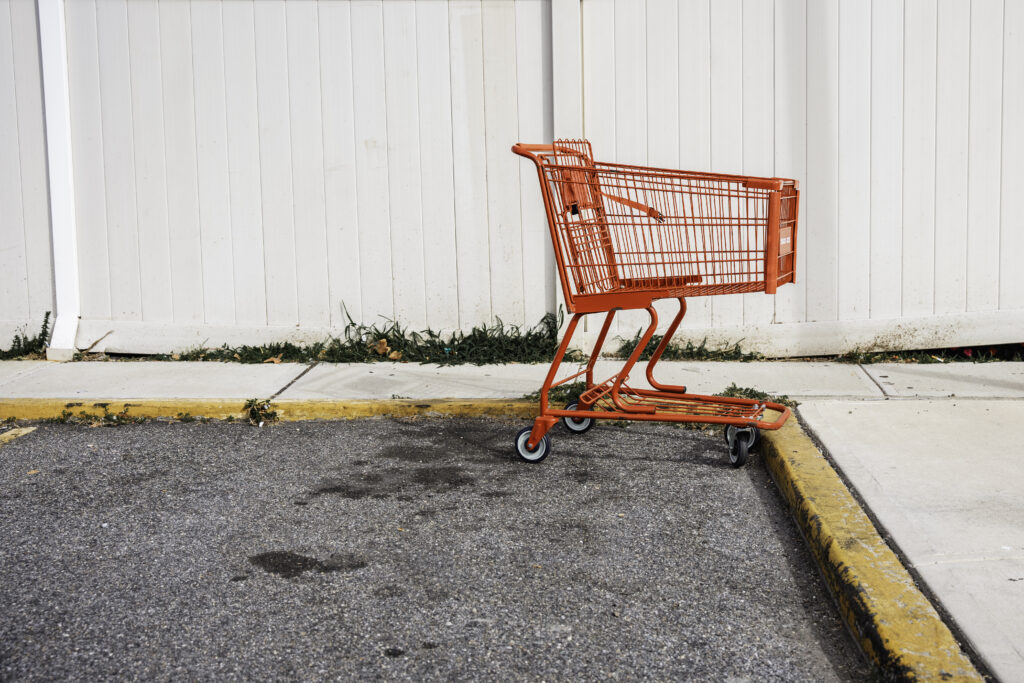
512, 139, 800, 466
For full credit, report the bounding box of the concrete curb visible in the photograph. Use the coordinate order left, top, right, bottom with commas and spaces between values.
0, 398, 538, 422
761, 417, 982, 681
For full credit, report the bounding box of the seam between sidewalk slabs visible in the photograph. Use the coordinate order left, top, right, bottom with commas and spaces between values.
856, 363, 890, 398
761, 416, 983, 681
270, 362, 320, 400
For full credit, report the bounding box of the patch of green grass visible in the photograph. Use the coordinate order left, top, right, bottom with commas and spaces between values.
148, 309, 565, 366
612, 332, 763, 362
832, 343, 1024, 364
714, 382, 798, 409
1, 312, 51, 360
45, 405, 147, 427
524, 380, 588, 405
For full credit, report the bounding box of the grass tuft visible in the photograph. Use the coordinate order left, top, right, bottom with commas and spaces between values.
245, 399, 278, 427
714, 382, 798, 409
1, 312, 51, 360
612, 332, 762, 362
149, 309, 564, 366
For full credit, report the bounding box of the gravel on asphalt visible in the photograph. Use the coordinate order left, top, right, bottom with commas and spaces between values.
0, 417, 873, 680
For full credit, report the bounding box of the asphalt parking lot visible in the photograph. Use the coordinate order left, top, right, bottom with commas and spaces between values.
0, 418, 872, 680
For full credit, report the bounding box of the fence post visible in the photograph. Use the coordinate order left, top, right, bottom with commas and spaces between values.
37, 0, 80, 361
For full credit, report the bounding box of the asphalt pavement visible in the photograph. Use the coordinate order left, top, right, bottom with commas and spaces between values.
0, 417, 872, 680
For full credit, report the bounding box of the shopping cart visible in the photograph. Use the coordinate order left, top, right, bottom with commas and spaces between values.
512, 139, 800, 466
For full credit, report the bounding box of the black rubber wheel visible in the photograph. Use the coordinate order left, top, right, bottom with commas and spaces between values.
724, 425, 759, 449
515, 426, 551, 463
561, 402, 595, 434
728, 437, 749, 468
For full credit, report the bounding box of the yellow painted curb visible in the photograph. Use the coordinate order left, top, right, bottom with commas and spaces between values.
0, 398, 538, 422
762, 416, 981, 681
0, 426, 36, 446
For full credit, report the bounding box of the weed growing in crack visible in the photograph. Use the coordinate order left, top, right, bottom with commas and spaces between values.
245, 399, 278, 427
1, 312, 51, 360
45, 405, 146, 427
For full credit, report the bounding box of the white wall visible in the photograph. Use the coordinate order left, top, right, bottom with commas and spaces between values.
4, 0, 1023, 356
573, 0, 1024, 354
62, 0, 555, 353
0, 0, 54, 344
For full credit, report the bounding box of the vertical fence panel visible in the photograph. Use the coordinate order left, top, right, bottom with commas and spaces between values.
157, 1, 203, 325
902, 1, 937, 318
805, 0, 839, 323
127, 1, 173, 323
8, 0, 53, 330
222, 0, 267, 327
382, 0, 427, 329
612, 0, 649, 338
287, 1, 331, 327
449, 0, 491, 326
837, 0, 870, 321
741, 0, 775, 327
966, 0, 1004, 313
96, 0, 142, 322
319, 1, 362, 327
515, 0, 554, 327
0, 2, 30, 326
869, 0, 903, 320
773, 0, 807, 326
1001, 1, 1024, 311
677, 0, 713, 330
709, 0, 744, 327
191, 1, 235, 324
482, 0, 525, 325
415, 1, 460, 330
933, 0, 970, 316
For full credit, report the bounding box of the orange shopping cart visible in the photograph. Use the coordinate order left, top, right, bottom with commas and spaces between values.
512, 139, 800, 466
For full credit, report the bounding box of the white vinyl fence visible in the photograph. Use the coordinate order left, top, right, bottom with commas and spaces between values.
0, 0, 1022, 358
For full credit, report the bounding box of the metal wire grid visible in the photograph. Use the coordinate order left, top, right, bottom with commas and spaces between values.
542, 142, 776, 300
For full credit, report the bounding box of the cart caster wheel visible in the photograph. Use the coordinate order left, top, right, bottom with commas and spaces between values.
561, 402, 594, 434
515, 426, 551, 463
728, 437, 749, 468
724, 425, 759, 450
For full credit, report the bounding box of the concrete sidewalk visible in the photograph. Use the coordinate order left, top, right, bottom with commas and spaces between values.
1, 358, 1023, 678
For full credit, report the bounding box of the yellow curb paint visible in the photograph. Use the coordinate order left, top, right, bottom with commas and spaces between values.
762, 417, 981, 681
0, 398, 538, 422
0, 426, 36, 446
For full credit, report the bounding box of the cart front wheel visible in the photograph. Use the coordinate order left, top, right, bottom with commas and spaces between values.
515, 426, 551, 463
728, 437, 749, 468
561, 402, 595, 434
724, 425, 759, 449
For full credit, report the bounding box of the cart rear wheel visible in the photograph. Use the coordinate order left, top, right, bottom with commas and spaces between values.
724, 425, 759, 449
515, 426, 551, 463
728, 437, 749, 468
561, 402, 594, 434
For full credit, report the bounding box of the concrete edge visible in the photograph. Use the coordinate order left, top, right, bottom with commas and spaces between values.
0, 398, 538, 422
0, 426, 36, 446
761, 416, 982, 681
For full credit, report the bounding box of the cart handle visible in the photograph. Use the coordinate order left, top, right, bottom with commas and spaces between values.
512, 143, 665, 222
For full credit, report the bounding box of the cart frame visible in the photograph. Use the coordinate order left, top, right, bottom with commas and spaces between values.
512, 140, 800, 465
